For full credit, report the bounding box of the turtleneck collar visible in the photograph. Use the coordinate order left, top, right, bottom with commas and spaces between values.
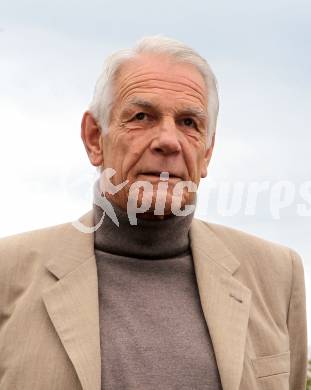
92, 180, 195, 259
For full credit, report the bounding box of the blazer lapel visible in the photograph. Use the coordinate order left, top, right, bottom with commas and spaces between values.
190, 219, 252, 390
42, 211, 101, 390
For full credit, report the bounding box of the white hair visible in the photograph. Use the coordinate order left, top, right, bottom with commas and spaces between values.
89, 35, 219, 148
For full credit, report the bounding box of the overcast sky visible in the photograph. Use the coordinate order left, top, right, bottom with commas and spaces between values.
1, 0, 310, 345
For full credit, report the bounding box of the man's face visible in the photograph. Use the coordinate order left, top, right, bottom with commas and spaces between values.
98, 54, 214, 216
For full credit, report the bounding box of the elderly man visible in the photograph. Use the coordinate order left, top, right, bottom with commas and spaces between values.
0, 36, 308, 390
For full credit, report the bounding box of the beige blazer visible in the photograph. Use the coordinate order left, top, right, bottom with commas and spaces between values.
0, 210, 308, 390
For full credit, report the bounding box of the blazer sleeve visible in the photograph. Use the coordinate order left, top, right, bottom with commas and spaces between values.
287, 249, 308, 390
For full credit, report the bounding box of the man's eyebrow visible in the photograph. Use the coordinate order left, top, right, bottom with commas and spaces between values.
177, 107, 207, 120
124, 97, 160, 111
123, 97, 207, 120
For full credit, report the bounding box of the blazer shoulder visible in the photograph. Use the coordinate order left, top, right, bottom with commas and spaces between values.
0, 221, 74, 323
0, 209, 94, 273
0, 220, 71, 252
191, 219, 306, 317
0, 220, 75, 276
0, 209, 93, 255
193, 217, 296, 254
192, 218, 303, 272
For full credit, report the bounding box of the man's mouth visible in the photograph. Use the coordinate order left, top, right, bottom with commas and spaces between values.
140, 172, 181, 179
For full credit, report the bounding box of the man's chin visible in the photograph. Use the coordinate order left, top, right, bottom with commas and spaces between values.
132, 190, 194, 217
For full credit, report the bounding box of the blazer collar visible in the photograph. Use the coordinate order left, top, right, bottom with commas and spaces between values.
43, 209, 251, 390
44, 210, 95, 280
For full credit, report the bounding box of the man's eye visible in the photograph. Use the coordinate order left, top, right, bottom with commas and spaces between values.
134, 112, 147, 121
182, 118, 196, 127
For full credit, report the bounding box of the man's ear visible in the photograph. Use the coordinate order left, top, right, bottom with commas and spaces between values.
200, 133, 216, 178
81, 111, 104, 167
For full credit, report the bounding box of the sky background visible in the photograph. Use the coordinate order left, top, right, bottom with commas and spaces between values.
1, 0, 310, 351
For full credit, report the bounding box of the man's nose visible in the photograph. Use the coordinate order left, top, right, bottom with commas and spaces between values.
150, 117, 182, 155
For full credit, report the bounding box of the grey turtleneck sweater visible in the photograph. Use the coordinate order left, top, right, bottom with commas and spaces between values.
93, 199, 222, 390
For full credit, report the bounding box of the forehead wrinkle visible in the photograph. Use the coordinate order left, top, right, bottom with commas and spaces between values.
177, 91, 207, 108
117, 77, 206, 101
115, 68, 207, 105
119, 68, 205, 92
117, 83, 206, 110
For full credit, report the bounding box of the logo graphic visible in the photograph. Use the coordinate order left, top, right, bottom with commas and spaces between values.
72, 168, 197, 232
